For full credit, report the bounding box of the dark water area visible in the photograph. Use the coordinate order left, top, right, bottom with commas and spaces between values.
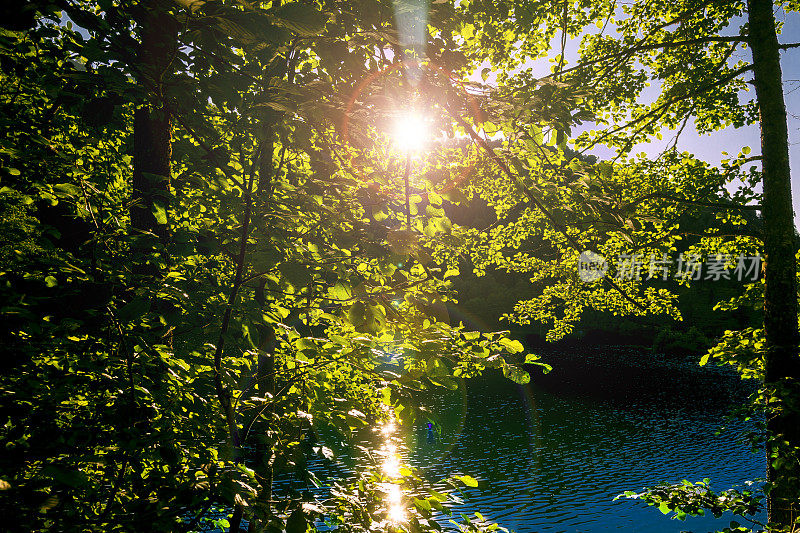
266, 348, 766, 533
392, 348, 766, 533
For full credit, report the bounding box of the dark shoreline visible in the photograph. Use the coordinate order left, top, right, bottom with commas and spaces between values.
515, 343, 757, 410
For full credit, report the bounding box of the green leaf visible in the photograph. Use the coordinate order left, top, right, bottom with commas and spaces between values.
429, 489, 448, 501
331, 281, 351, 301
444, 267, 460, 279
413, 497, 432, 512
53, 183, 82, 198
274, 3, 326, 36
151, 199, 167, 225
499, 338, 524, 353
214, 11, 289, 45
286, 508, 307, 533
373, 208, 388, 221
117, 297, 151, 322
597, 161, 613, 178
443, 188, 467, 204
502, 363, 530, 384
429, 375, 459, 390
458, 475, 478, 487
347, 301, 367, 326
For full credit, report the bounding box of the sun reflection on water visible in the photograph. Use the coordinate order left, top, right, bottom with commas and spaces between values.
385, 484, 406, 523
377, 419, 407, 524
381, 453, 401, 478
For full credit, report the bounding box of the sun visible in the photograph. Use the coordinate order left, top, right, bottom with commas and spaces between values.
391, 112, 429, 153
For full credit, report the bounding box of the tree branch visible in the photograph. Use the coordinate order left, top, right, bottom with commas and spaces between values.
624, 192, 761, 212
585, 62, 751, 153
548, 35, 746, 82
212, 147, 260, 452
444, 103, 648, 313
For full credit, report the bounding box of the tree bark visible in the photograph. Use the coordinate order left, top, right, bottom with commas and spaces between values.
247, 323, 277, 533
246, 134, 279, 532
748, 0, 800, 529
125, 0, 179, 514
131, 2, 176, 243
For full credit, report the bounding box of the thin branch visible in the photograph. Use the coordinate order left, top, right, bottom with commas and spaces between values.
676, 229, 758, 239
171, 111, 245, 190
544, 35, 746, 82
212, 147, 260, 451
624, 192, 761, 212
444, 103, 647, 312
586, 63, 752, 154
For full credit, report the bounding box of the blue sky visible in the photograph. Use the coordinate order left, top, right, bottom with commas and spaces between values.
581, 8, 800, 227
631, 8, 800, 227
466, 6, 800, 226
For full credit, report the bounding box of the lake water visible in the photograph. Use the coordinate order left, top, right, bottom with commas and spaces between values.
369, 349, 766, 533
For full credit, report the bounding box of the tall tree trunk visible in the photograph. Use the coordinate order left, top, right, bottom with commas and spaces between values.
247, 323, 277, 533
130, 1, 178, 360
126, 0, 177, 510
245, 134, 279, 532
256, 136, 278, 527
748, 0, 800, 529
131, 2, 176, 244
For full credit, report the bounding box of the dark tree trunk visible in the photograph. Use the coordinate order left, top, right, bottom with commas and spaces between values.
125, 0, 178, 512
131, 3, 177, 243
132, 107, 171, 241
129, 2, 178, 369
257, 126, 274, 197
245, 136, 279, 532
748, 0, 800, 529
247, 324, 277, 533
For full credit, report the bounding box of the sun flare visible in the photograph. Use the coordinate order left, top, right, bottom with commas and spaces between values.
385, 484, 406, 523
391, 112, 429, 153
382, 454, 401, 477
